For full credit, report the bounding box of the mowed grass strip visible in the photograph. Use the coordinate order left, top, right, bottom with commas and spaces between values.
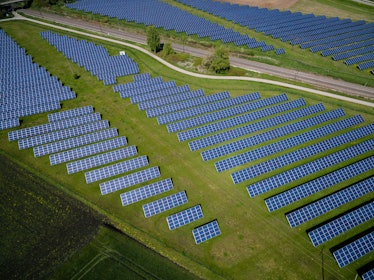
0, 20, 373, 279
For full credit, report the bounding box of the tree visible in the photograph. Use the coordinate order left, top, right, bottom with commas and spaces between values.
146, 26, 160, 53
203, 46, 230, 74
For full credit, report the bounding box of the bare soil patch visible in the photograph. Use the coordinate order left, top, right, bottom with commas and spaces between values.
218, 0, 299, 9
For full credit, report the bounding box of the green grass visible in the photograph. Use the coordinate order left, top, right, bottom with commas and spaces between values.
0, 20, 373, 280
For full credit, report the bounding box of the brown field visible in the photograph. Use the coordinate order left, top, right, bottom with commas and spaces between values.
218, 0, 299, 9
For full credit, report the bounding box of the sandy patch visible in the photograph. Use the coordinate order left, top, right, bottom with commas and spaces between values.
218, 0, 299, 9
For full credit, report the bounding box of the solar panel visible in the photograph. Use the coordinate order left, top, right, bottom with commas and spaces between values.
233, 123, 374, 184
85, 155, 148, 184
332, 231, 374, 268
120, 178, 174, 206
265, 155, 374, 212
192, 220, 221, 244
18, 120, 109, 150
100, 166, 161, 195
286, 176, 374, 228
188, 101, 325, 151
142, 191, 188, 218
48, 106, 93, 122
167, 205, 204, 230
50, 136, 127, 165
34, 128, 118, 157
361, 268, 374, 280
9, 112, 101, 141
216, 114, 363, 172
67, 145, 137, 174
308, 201, 374, 247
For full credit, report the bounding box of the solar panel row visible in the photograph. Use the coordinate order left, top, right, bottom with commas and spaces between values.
85, 155, 149, 184
167, 205, 204, 230
216, 114, 363, 172
9, 112, 102, 141
34, 128, 118, 157
247, 138, 374, 198
143, 191, 188, 218
286, 176, 374, 228
146, 91, 231, 118
100, 166, 161, 195
120, 178, 174, 206
167, 91, 261, 133
332, 231, 374, 268
19, 120, 109, 150
188, 98, 308, 152
308, 201, 374, 247
50, 136, 127, 165
192, 220, 221, 244
265, 155, 374, 212
202, 108, 343, 161
232, 124, 374, 184
177, 93, 290, 140
67, 146, 137, 174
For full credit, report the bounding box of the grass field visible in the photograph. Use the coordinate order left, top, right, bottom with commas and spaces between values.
0, 7, 374, 280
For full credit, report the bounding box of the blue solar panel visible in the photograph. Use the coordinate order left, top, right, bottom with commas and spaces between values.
48, 106, 93, 122
361, 268, 374, 280
100, 166, 160, 195
167, 205, 204, 230
233, 123, 374, 184
188, 101, 324, 151
9, 112, 102, 141
166, 92, 261, 133
265, 155, 374, 212
308, 201, 374, 247
216, 114, 363, 172
202, 105, 335, 161
120, 178, 174, 206
34, 128, 118, 157
192, 220, 221, 244
67, 146, 137, 174
142, 191, 188, 218
18, 120, 109, 150
50, 136, 127, 165
178, 93, 290, 141
247, 134, 374, 198
333, 231, 374, 268
85, 155, 148, 184
286, 177, 374, 228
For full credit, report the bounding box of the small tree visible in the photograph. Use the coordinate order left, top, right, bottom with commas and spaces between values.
146, 26, 160, 53
209, 47, 230, 74
162, 41, 174, 57
202, 46, 230, 74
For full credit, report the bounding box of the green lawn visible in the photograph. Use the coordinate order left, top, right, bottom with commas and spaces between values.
0, 19, 373, 280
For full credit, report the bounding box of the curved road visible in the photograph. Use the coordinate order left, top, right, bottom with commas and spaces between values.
3, 10, 374, 108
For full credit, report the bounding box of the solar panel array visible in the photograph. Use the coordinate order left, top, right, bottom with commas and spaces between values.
120, 178, 174, 206
40, 31, 139, 85
66, 0, 279, 54
192, 220, 222, 244
176, 0, 374, 73
143, 191, 188, 218
286, 177, 374, 228
332, 231, 374, 268
308, 201, 374, 247
0, 30, 76, 131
